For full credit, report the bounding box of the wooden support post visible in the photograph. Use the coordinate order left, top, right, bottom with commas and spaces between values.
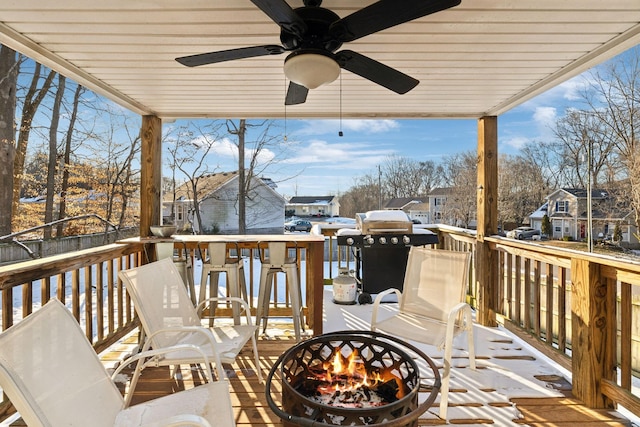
571, 257, 616, 408
476, 116, 498, 327
140, 115, 162, 239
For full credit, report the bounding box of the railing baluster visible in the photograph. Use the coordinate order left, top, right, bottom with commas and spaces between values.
84, 265, 93, 340
514, 255, 522, 325
545, 263, 554, 346
533, 260, 541, 337
620, 281, 632, 391
558, 267, 567, 352
96, 262, 104, 342
107, 259, 115, 334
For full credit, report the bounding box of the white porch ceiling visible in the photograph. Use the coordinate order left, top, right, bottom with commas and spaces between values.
1, 0, 639, 120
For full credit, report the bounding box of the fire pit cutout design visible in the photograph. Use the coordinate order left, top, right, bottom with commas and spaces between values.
266, 330, 441, 427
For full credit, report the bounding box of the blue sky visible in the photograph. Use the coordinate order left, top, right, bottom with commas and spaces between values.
169, 66, 592, 199
20, 44, 631, 200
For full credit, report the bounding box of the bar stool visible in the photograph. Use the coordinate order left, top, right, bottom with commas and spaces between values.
155, 241, 196, 305
199, 242, 247, 325
255, 241, 304, 342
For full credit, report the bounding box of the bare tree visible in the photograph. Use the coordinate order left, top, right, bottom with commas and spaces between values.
440, 151, 477, 227
12, 61, 56, 224
164, 121, 224, 233
57, 83, 84, 236
225, 119, 289, 233
0, 45, 19, 235
498, 153, 549, 226
337, 173, 382, 218
381, 156, 442, 198
43, 74, 65, 238
551, 109, 617, 188
579, 48, 640, 231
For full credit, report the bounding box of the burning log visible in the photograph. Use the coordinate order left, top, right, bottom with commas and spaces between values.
292, 349, 403, 408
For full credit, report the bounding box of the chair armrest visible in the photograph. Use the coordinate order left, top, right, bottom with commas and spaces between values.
111, 344, 214, 396
141, 414, 212, 427
440, 302, 473, 351
141, 326, 226, 379
371, 288, 403, 329
196, 296, 254, 324
446, 302, 472, 325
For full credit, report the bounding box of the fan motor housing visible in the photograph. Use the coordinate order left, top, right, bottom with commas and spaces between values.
280, 6, 342, 52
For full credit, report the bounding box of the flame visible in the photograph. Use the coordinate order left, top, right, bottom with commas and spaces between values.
314, 347, 404, 398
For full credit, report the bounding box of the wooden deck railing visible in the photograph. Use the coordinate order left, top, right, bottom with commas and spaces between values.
0, 243, 143, 352
2, 228, 640, 420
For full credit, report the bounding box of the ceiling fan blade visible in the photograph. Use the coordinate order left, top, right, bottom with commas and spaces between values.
335, 50, 418, 94
285, 82, 309, 105
176, 45, 285, 67
251, 0, 307, 38
330, 0, 461, 43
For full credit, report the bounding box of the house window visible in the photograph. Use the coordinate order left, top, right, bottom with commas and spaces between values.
434, 197, 445, 206
554, 226, 561, 232
556, 200, 568, 213
564, 226, 569, 233
176, 205, 183, 221
434, 212, 442, 220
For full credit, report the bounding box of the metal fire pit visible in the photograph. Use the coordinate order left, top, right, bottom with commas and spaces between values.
265, 330, 441, 427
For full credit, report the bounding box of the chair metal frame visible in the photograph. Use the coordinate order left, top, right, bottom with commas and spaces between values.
118, 258, 263, 406
370, 247, 476, 421
0, 299, 234, 427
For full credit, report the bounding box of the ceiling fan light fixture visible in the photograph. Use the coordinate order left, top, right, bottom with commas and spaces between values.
284, 51, 340, 90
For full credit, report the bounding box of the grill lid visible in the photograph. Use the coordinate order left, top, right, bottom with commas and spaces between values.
357, 210, 413, 234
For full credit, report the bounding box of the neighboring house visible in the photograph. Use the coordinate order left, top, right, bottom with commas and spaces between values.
426, 187, 453, 225
425, 187, 477, 228
383, 197, 428, 223
532, 188, 638, 247
529, 202, 548, 232
164, 171, 286, 234
286, 196, 339, 217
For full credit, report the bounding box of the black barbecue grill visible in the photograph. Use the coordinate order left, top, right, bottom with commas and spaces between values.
336, 211, 438, 300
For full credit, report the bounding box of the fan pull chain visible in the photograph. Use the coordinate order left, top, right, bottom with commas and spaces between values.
339, 72, 343, 137
283, 78, 288, 141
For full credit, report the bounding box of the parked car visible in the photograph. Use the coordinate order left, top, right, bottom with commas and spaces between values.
506, 226, 541, 240
284, 219, 312, 232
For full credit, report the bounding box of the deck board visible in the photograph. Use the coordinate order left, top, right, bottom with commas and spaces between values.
105, 335, 631, 427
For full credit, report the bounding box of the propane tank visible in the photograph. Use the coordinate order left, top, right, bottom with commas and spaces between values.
332, 268, 357, 305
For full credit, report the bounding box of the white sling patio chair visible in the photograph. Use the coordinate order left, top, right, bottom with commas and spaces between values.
0, 299, 234, 427
370, 247, 476, 421
118, 258, 262, 402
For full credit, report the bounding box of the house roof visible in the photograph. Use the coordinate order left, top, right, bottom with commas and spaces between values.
171, 170, 286, 202
428, 187, 455, 196
383, 197, 426, 210
171, 171, 238, 201
287, 196, 335, 205
529, 202, 548, 220
408, 202, 430, 211
1, 2, 639, 120
548, 188, 611, 199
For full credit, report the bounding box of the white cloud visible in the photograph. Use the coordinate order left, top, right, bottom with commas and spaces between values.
282, 139, 395, 170
532, 107, 557, 142
295, 119, 399, 136
533, 106, 556, 128
502, 136, 531, 150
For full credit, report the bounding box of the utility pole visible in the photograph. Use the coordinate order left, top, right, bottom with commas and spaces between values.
378, 164, 382, 210
586, 136, 593, 252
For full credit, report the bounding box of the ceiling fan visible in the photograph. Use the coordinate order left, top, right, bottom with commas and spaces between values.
176, 0, 461, 105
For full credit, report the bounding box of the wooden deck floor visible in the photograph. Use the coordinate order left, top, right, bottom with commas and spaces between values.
102, 332, 632, 426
